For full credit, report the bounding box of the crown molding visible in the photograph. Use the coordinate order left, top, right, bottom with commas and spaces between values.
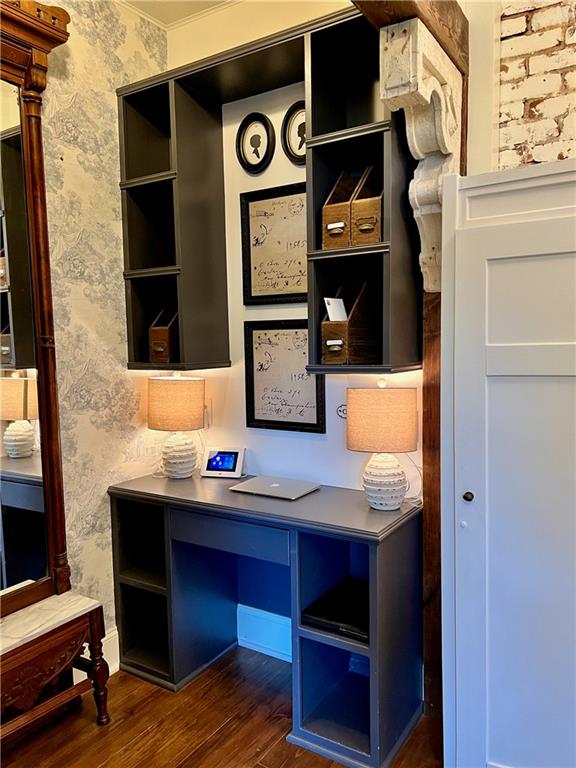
116, 0, 166, 29
117, 0, 244, 32
167, 0, 243, 31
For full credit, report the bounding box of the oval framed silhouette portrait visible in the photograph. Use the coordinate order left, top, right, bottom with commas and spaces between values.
236, 112, 275, 174
281, 101, 306, 166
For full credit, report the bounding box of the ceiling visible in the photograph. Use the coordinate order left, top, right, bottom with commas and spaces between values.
123, 1, 229, 28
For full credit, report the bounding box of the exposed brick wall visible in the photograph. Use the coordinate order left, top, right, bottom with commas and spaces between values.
499, 0, 575, 168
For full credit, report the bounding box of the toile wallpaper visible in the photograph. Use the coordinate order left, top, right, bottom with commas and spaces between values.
42, 1, 167, 629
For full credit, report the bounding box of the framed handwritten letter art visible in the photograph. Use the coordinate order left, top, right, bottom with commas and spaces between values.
240, 183, 306, 305
244, 320, 325, 433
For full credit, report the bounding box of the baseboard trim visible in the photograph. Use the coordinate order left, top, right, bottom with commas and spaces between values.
487, 762, 516, 768
103, 626, 120, 674
237, 604, 292, 662
73, 625, 119, 685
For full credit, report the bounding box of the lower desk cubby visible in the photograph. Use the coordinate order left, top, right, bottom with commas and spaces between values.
299, 532, 370, 646
113, 498, 166, 590
299, 637, 371, 757
119, 584, 171, 679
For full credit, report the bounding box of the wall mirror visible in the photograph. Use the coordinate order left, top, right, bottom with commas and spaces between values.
0, 0, 70, 616
0, 79, 47, 592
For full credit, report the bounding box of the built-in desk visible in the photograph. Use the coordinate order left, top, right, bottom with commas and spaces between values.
108, 475, 422, 768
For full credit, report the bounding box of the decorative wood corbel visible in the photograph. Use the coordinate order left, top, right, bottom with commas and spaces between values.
381, 18, 463, 292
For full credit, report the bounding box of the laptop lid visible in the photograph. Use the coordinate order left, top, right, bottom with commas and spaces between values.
229, 475, 320, 501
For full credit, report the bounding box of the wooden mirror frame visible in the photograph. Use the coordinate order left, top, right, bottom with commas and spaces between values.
0, 0, 70, 616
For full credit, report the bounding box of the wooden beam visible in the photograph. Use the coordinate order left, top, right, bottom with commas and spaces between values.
422, 293, 442, 740
353, 0, 469, 75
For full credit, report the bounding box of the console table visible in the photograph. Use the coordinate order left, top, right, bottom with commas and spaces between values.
108, 475, 422, 768
0, 592, 110, 742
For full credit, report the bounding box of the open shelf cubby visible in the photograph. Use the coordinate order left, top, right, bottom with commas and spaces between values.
114, 499, 166, 590
308, 130, 385, 253
309, 15, 387, 138
120, 584, 170, 677
126, 273, 180, 366
123, 179, 176, 271
308, 251, 387, 372
122, 83, 172, 180
300, 637, 371, 756
299, 533, 369, 645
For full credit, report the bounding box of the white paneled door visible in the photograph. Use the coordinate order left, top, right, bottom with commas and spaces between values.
441, 161, 576, 768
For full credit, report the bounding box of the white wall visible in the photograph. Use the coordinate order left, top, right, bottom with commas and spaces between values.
193, 82, 422, 491
168, 0, 350, 68
461, 0, 502, 174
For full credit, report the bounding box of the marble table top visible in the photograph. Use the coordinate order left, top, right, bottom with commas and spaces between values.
0, 591, 100, 655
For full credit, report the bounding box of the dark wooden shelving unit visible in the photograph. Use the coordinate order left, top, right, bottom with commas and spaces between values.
304, 14, 421, 373
117, 7, 420, 375
118, 79, 230, 369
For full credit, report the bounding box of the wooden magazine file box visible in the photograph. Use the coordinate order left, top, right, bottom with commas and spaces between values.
149, 309, 178, 364
322, 167, 383, 250
321, 282, 379, 365
321, 171, 362, 250
351, 165, 382, 247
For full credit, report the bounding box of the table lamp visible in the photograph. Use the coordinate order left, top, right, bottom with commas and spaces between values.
346, 387, 417, 510
0, 375, 39, 458
147, 375, 205, 479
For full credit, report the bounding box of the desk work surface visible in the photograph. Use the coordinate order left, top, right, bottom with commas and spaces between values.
108, 473, 421, 541
0, 454, 43, 485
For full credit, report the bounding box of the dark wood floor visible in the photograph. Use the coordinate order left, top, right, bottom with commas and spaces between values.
3, 648, 441, 768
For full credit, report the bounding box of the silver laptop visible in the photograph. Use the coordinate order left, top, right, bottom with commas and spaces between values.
229, 475, 319, 501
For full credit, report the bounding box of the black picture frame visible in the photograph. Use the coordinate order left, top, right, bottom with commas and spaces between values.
240, 182, 307, 305
235, 112, 275, 174
244, 319, 326, 434
281, 100, 306, 166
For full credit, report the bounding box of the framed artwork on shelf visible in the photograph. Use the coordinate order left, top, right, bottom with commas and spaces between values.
244, 319, 325, 434
281, 100, 306, 165
240, 182, 306, 305
235, 112, 275, 174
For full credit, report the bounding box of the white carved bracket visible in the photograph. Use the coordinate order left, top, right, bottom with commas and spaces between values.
380, 19, 462, 292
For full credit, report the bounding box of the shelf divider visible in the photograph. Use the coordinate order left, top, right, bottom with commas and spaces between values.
120, 169, 177, 189
297, 625, 370, 656
124, 266, 181, 279
308, 243, 389, 260
307, 121, 389, 147
119, 570, 167, 595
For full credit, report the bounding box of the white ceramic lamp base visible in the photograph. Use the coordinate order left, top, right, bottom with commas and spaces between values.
161, 433, 197, 479
362, 453, 408, 511
3, 420, 35, 458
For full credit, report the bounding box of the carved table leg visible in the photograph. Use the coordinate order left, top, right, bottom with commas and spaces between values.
87, 607, 111, 726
